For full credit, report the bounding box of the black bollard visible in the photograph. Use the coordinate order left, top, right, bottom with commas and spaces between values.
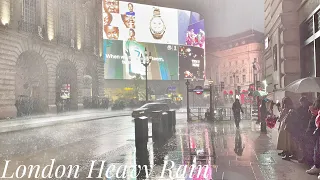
172, 110, 176, 132
136, 142, 150, 179
134, 116, 148, 148
161, 112, 169, 141
151, 111, 163, 143
167, 110, 175, 136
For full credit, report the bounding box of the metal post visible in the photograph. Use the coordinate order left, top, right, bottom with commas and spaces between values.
210, 84, 213, 121
186, 80, 190, 121
145, 64, 148, 102
233, 73, 236, 100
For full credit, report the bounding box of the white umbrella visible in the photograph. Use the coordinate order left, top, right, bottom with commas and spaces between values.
285, 77, 320, 93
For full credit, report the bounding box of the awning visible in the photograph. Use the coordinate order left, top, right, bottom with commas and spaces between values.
229, 90, 233, 95
223, 90, 228, 95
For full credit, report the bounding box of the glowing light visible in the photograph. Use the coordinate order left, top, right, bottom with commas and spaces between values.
1, 0, 10, 25
47, 0, 55, 40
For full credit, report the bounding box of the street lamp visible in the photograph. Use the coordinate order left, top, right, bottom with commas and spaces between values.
208, 79, 214, 121
141, 47, 152, 102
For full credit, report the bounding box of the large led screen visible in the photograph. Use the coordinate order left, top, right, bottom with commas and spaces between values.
102, 0, 205, 48
104, 39, 179, 80
102, 0, 205, 80
179, 46, 205, 80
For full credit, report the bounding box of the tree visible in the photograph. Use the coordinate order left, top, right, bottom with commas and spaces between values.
132, 74, 146, 100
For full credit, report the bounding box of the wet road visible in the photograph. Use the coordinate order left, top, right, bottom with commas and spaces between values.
0, 114, 316, 180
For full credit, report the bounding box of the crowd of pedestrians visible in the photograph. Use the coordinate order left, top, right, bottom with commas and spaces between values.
273, 96, 320, 179
231, 95, 320, 178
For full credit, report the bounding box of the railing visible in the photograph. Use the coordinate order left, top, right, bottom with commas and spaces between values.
188, 107, 252, 121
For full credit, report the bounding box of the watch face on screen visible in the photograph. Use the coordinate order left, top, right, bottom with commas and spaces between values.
150, 8, 166, 39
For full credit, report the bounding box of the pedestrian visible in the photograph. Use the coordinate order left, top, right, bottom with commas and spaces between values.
277, 97, 297, 160
232, 99, 244, 128
306, 97, 320, 176
260, 99, 269, 131
296, 96, 312, 164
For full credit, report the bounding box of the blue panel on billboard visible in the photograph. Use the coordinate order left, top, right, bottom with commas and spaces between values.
190, 12, 200, 24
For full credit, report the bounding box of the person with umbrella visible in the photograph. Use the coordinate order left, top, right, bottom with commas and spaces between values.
277, 97, 298, 160
296, 96, 312, 164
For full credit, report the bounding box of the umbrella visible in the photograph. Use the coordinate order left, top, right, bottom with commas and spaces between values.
285, 77, 320, 93
251, 90, 268, 97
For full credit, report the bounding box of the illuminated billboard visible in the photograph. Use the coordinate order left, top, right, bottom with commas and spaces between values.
102, 0, 205, 80
104, 40, 179, 80
179, 46, 205, 80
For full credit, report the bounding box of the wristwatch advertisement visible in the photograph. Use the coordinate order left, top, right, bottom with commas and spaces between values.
149, 8, 166, 39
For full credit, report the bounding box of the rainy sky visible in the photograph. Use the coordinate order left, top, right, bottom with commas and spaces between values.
127, 0, 264, 37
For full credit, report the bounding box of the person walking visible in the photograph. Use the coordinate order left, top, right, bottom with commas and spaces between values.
232, 99, 244, 128
260, 99, 269, 133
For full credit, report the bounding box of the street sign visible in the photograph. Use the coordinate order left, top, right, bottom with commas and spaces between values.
193, 86, 204, 95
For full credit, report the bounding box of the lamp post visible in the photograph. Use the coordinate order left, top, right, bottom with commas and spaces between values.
186, 80, 190, 121
141, 47, 152, 102
208, 79, 214, 121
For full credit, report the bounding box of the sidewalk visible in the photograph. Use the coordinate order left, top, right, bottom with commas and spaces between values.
0, 109, 131, 133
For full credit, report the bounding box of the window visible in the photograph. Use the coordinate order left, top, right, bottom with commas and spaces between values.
236, 61, 238, 65
59, 0, 70, 39
224, 77, 227, 84
273, 45, 278, 71
229, 62, 231, 66
22, 0, 36, 32
242, 60, 244, 64
230, 76, 233, 84
243, 75, 246, 83
236, 76, 239, 83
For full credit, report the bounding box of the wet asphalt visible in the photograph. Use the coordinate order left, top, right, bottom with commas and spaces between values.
0, 114, 317, 180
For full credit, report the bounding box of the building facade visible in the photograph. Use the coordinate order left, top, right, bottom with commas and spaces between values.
264, 0, 302, 102
0, 0, 104, 119
206, 30, 264, 102
299, 0, 320, 81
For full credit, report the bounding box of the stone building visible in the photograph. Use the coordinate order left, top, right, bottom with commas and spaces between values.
298, 1, 320, 82
206, 30, 264, 99
0, 0, 104, 119
264, 0, 302, 102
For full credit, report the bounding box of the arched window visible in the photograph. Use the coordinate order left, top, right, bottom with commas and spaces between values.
84, 11, 91, 48
59, 0, 70, 43
22, 0, 36, 32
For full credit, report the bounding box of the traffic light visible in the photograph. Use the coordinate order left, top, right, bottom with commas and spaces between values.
220, 82, 224, 91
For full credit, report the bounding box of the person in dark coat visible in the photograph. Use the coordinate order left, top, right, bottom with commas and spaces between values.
306, 97, 320, 175
295, 96, 312, 163
232, 99, 244, 128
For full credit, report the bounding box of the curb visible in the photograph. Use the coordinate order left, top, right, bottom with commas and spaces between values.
0, 113, 131, 134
